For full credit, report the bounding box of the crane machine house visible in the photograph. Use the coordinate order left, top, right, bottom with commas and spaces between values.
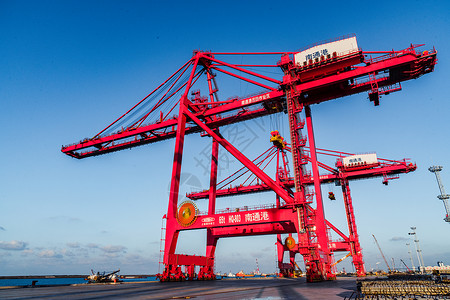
340, 153, 379, 170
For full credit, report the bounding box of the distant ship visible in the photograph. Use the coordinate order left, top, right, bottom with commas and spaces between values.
236, 270, 254, 278
421, 262, 450, 274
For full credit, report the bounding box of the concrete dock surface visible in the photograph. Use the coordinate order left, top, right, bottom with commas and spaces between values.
0, 277, 357, 299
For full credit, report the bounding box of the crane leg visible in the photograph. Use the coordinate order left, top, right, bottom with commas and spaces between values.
341, 179, 366, 276
305, 106, 335, 281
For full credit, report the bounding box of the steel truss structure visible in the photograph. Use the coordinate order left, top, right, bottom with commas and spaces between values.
186, 140, 417, 279
62, 35, 437, 282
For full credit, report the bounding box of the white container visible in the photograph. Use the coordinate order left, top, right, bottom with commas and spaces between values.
342, 153, 378, 169
294, 36, 359, 66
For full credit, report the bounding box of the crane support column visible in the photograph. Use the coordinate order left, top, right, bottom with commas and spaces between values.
162, 56, 200, 281
286, 94, 320, 281
202, 67, 220, 280
305, 105, 335, 280
284, 90, 331, 281
201, 136, 219, 280
162, 102, 186, 281
340, 178, 366, 276
276, 234, 289, 276
208, 136, 219, 215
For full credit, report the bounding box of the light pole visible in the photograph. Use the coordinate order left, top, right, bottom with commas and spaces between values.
406, 242, 415, 272
429, 166, 450, 223
408, 227, 425, 272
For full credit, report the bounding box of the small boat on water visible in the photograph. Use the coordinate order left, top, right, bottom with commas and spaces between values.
86, 269, 120, 283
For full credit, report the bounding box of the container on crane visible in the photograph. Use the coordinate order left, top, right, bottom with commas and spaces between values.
338, 153, 379, 171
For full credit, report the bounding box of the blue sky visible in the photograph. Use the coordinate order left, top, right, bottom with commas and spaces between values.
0, 0, 449, 275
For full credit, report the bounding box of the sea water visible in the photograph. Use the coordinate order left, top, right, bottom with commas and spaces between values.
0, 278, 86, 287
0, 276, 158, 287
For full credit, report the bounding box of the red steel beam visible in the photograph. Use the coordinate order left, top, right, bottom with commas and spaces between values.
294, 51, 436, 105
61, 91, 284, 158
168, 254, 214, 267
205, 54, 282, 85
187, 161, 416, 200
174, 207, 349, 247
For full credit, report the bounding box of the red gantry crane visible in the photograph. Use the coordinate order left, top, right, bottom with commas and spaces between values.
61, 34, 437, 282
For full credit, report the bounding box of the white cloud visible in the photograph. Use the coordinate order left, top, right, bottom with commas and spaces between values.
0, 240, 28, 250
390, 236, 409, 242
125, 254, 143, 261
48, 216, 81, 223
101, 245, 127, 253
67, 242, 81, 248
103, 252, 121, 258
87, 243, 99, 249
38, 250, 63, 259
61, 248, 75, 257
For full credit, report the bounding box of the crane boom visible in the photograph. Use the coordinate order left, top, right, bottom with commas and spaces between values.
61, 44, 436, 159
372, 234, 392, 272
187, 152, 416, 200
400, 259, 412, 272
331, 253, 352, 267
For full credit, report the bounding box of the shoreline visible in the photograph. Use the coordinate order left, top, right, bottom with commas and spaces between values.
0, 274, 155, 279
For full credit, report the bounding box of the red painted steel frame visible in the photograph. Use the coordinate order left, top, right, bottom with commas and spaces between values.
61, 40, 436, 282
184, 143, 414, 277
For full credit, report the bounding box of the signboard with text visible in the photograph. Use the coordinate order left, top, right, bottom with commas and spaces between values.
200, 210, 272, 227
